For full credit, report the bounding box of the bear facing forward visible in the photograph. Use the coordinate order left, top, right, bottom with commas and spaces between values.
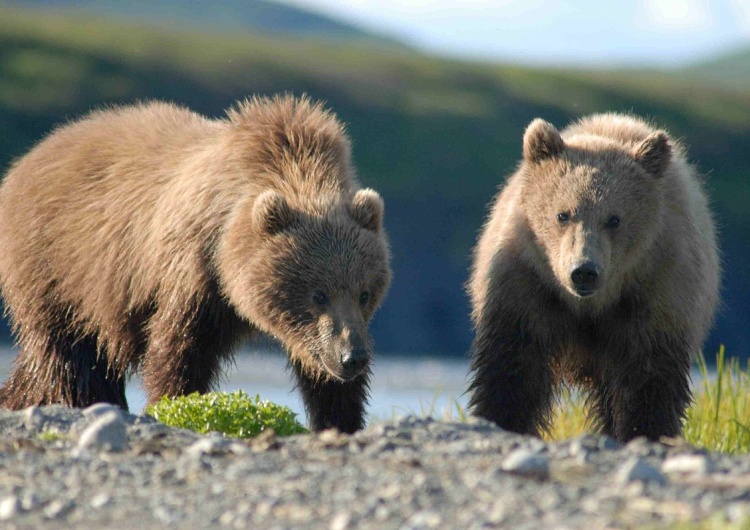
468, 113, 719, 442
0, 96, 391, 433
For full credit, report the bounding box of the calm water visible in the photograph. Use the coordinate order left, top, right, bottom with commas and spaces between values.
0, 348, 470, 424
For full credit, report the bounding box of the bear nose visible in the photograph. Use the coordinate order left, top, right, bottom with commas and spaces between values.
570, 261, 600, 295
340, 349, 368, 378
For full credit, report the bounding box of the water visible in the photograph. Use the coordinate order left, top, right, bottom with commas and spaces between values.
0, 348, 470, 423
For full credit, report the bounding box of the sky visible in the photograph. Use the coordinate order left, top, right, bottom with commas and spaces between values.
283, 0, 750, 66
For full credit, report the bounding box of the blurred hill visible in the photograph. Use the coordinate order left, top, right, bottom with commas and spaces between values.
685, 46, 750, 90
0, 6, 748, 358
0, 0, 406, 48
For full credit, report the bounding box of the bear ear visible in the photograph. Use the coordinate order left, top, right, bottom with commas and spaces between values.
252, 190, 296, 235
523, 118, 565, 163
633, 131, 672, 177
351, 188, 384, 232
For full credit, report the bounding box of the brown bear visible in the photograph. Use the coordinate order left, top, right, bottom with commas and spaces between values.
467, 113, 719, 442
0, 95, 391, 433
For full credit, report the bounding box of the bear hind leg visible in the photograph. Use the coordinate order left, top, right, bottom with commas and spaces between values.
0, 320, 128, 410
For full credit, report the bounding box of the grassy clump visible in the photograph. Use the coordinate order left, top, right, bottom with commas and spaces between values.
545, 346, 750, 453
146, 390, 308, 438
36, 429, 66, 443
684, 346, 750, 453
546, 386, 589, 443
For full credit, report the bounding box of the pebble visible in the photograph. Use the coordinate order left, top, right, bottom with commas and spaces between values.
662, 454, 712, 475
76, 410, 128, 452
22, 406, 44, 430
82, 403, 123, 420
90, 493, 111, 509
43, 499, 74, 519
501, 448, 550, 479
329, 511, 351, 530
184, 436, 231, 457
615, 457, 668, 486
0, 495, 21, 520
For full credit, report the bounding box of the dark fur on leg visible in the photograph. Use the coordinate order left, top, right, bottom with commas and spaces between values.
468, 309, 555, 437
594, 334, 692, 442
293, 361, 370, 433
0, 327, 127, 410
141, 292, 244, 405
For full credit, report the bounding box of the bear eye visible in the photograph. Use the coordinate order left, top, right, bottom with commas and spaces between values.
605, 215, 621, 229
557, 212, 570, 224
312, 291, 329, 307
359, 291, 370, 306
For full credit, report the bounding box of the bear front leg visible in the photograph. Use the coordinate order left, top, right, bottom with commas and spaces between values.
468, 307, 555, 437
292, 362, 370, 433
598, 334, 692, 442
141, 297, 240, 405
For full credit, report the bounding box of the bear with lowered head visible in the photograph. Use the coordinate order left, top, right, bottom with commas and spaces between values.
467, 113, 719, 442
0, 95, 391, 433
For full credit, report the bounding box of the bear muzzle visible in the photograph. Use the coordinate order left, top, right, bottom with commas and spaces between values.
570, 260, 600, 297
317, 334, 371, 382
339, 348, 369, 380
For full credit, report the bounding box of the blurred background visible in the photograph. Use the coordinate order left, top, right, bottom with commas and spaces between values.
0, 0, 748, 415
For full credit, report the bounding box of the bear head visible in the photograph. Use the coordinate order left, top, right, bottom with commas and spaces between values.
519, 118, 672, 306
219, 188, 391, 381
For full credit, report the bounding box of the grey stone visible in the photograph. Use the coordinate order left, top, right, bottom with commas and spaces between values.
407, 510, 441, 528
598, 437, 621, 451
19, 492, 40, 511
615, 457, 667, 486
22, 406, 44, 430
329, 511, 351, 530
43, 499, 74, 519
0, 496, 21, 521
76, 410, 128, 452
90, 493, 111, 509
662, 454, 712, 475
501, 448, 550, 479
82, 403, 123, 420
184, 435, 231, 457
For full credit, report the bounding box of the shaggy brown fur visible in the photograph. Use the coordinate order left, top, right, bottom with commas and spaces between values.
0, 95, 391, 433
467, 113, 719, 442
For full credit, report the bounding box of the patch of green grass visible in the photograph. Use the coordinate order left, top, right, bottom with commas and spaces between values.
420, 347, 750, 453
670, 514, 750, 530
544, 347, 750, 453
546, 386, 590, 443
684, 346, 750, 454
145, 390, 308, 438
36, 429, 66, 442
417, 392, 468, 422
369, 390, 468, 424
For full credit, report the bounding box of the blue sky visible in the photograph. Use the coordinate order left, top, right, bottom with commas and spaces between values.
283, 0, 750, 66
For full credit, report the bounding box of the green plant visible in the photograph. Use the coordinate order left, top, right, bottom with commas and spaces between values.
36, 429, 66, 442
145, 390, 308, 438
546, 386, 589, 443
545, 347, 750, 453
683, 346, 750, 453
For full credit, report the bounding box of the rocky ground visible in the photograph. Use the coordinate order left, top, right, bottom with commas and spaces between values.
0, 406, 748, 529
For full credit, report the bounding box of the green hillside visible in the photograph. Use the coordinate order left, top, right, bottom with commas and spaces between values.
0, 0, 405, 48
1, 7, 749, 356
685, 46, 750, 89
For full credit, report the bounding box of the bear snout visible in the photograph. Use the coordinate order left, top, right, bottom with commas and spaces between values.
339, 348, 369, 380
570, 260, 600, 296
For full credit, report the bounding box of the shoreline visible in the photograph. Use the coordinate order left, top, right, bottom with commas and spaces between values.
0, 405, 748, 528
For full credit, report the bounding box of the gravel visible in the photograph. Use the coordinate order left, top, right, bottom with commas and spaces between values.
0, 406, 748, 528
